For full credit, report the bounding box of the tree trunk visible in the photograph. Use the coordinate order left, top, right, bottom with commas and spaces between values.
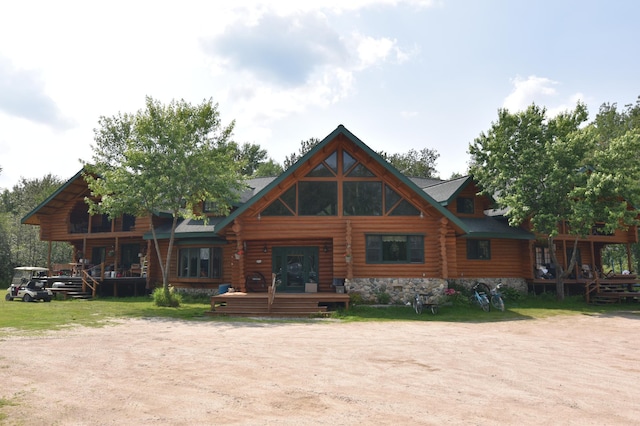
549, 236, 580, 301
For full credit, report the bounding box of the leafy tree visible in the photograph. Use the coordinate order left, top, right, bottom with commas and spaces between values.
253, 159, 284, 177
284, 138, 321, 170
380, 148, 440, 178
0, 175, 73, 283
84, 96, 245, 304
470, 102, 640, 299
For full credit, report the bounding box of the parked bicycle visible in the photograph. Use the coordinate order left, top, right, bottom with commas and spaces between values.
490, 283, 505, 312
470, 282, 490, 312
412, 292, 439, 315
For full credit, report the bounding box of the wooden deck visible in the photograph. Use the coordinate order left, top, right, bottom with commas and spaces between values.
44, 276, 147, 298
530, 276, 640, 304
206, 291, 351, 317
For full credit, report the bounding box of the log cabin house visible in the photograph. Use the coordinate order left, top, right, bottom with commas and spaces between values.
22, 124, 639, 311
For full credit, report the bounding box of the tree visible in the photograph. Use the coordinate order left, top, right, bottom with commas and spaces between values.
284, 138, 321, 170
0, 175, 73, 278
380, 148, 440, 178
469, 103, 594, 299
253, 159, 284, 177
84, 96, 245, 304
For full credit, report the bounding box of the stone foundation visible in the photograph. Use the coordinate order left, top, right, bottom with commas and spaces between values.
447, 278, 528, 294
346, 277, 528, 305
346, 277, 448, 305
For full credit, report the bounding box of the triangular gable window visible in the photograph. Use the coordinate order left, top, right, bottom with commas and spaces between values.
261, 149, 421, 217
346, 163, 375, 177
306, 152, 338, 177
389, 199, 420, 216
262, 185, 296, 216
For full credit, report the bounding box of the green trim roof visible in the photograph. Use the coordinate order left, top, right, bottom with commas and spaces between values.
459, 217, 534, 240
143, 217, 227, 241
21, 169, 86, 225
213, 124, 469, 234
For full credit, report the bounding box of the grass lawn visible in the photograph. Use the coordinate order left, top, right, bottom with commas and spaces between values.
1, 292, 639, 335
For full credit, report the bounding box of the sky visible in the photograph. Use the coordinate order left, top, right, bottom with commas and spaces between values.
1, 0, 639, 190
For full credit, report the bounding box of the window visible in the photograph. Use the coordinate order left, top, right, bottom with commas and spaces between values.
467, 240, 490, 260
299, 182, 337, 215
535, 246, 551, 267
457, 197, 474, 214
260, 149, 420, 217
366, 235, 424, 264
343, 181, 382, 216
178, 247, 222, 278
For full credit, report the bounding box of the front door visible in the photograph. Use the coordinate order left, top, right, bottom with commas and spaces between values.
272, 247, 318, 292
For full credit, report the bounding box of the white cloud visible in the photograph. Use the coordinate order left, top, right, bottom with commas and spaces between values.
503, 75, 586, 117
502, 75, 558, 112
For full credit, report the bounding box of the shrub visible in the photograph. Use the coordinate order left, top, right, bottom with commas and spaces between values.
375, 291, 391, 304
349, 292, 364, 306
152, 286, 182, 307
500, 285, 522, 302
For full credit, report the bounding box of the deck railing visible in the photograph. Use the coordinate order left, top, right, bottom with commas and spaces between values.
81, 268, 101, 298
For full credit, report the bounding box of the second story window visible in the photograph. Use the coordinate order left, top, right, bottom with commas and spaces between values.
457, 197, 474, 214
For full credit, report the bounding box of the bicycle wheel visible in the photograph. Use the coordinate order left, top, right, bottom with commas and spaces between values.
491, 295, 505, 312
415, 298, 423, 314
430, 304, 438, 315
480, 295, 490, 312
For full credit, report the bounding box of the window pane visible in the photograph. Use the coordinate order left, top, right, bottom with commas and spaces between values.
325, 151, 338, 174
389, 199, 420, 216
262, 199, 294, 216
343, 150, 357, 174
347, 163, 375, 177
214, 247, 222, 278
385, 186, 401, 214
280, 185, 296, 212
457, 197, 474, 214
306, 163, 334, 177
299, 182, 337, 215
343, 181, 382, 216
467, 240, 491, 259
382, 235, 407, 262
366, 234, 424, 264
199, 248, 210, 278
366, 235, 382, 263
178, 247, 222, 278
408, 235, 424, 263
189, 249, 198, 277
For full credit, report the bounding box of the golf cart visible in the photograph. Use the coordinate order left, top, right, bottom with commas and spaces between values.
5, 266, 53, 302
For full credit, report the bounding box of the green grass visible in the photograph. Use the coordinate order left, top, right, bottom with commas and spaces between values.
333, 294, 640, 322
1, 293, 639, 336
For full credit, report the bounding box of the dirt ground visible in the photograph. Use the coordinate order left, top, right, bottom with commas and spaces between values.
1, 312, 639, 425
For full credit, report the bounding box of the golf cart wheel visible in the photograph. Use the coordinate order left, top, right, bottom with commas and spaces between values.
5, 293, 12, 301
23, 293, 33, 302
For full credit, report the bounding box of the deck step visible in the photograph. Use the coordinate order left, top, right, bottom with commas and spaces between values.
207, 292, 348, 317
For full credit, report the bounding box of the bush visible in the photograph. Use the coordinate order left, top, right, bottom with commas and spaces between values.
151, 286, 182, 307
375, 291, 391, 304
349, 292, 364, 306
500, 285, 522, 302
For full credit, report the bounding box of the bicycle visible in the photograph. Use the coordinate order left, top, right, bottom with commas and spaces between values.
470, 282, 490, 312
412, 292, 438, 315
490, 283, 505, 312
